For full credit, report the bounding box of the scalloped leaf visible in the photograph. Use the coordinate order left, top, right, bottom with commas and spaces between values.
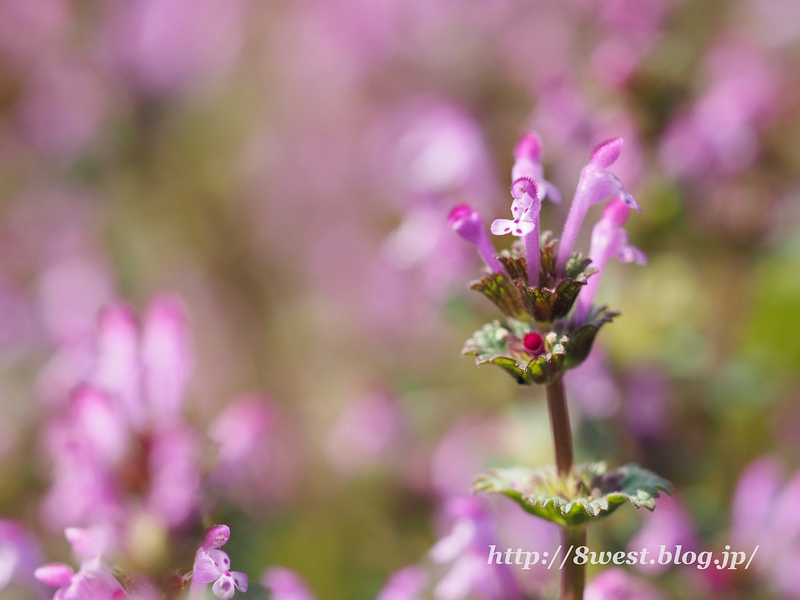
473, 462, 671, 527
561, 307, 619, 370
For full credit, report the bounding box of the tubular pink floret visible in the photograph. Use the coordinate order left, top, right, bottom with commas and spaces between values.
573, 196, 645, 323
590, 137, 624, 168
556, 137, 639, 273
449, 204, 503, 273
448, 204, 483, 245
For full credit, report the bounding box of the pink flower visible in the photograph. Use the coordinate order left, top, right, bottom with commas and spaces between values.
584, 568, 667, 600
429, 498, 522, 600
556, 138, 640, 274
574, 197, 645, 323
35, 528, 126, 600
448, 205, 502, 274
376, 566, 427, 600
190, 525, 248, 600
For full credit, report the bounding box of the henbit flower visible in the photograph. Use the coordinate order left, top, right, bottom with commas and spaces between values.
573, 196, 646, 324
491, 178, 542, 285
190, 525, 248, 600
555, 138, 641, 275
511, 132, 561, 205
35, 528, 126, 600
627, 495, 699, 575
448, 204, 503, 273
429, 498, 523, 600
729, 457, 800, 597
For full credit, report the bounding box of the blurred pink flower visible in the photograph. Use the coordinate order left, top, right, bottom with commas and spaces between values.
260, 566, 315, 600
376, 565, 427, 600
730, 456, 800, 597
627, 495, 699, 575
16, 56, 110, 158
104, 0, 249, 97
190, 525, 248, 600
0, 0, 69, 71
429, 497, 522, 600
565, 348, 622, 420
660, 37, 778, 180
0, 520, 45, 596
325, 390, 405, 477
208, 394, 299, 510
584, 568, 667, 600
35, 528, 127, 600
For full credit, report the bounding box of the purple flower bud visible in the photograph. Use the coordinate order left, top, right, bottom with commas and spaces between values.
523, 333, 544, 357
511, 132, 561, 205
590, 138, 624, 169
513, 132, 542, 164
556, 138, 641, 274
448, 204, 502, 273
573, 196, 645, 323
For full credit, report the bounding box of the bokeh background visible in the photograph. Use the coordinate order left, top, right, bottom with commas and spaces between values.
1, 0, 800, 598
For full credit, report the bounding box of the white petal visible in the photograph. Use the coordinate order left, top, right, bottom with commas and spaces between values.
490, 219, 515, 235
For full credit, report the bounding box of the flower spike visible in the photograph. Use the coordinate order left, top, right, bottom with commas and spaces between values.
448, 204, 503, 272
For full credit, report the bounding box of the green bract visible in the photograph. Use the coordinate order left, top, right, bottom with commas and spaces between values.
473, 462, 672, 527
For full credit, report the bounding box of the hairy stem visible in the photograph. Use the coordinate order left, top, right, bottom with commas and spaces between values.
545, 376, 574, 476
562, 527, 586, 600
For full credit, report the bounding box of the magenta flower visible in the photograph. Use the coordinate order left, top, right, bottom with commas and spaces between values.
556, 138, 640, 274
429, 498, 522, 600
730, 456, 800, 597
491, 178, 542, 285
448, 205, 502, 273
35, 528, 126, 600
190, 525, 248, 600
573, 196, 646, 323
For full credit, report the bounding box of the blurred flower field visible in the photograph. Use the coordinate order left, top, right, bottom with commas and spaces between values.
1, 0, 800, 598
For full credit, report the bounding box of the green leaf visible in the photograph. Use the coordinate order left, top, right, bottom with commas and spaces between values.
469, 273, 532, 322
473, 462, 671, 527
561, 306, 619, 370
